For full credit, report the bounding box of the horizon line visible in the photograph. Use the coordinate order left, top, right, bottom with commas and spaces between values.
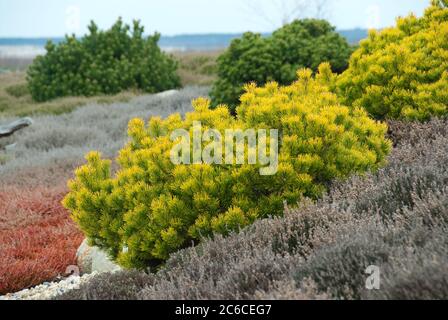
0, 28, 370, 40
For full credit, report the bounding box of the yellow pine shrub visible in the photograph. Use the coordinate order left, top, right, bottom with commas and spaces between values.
336, 0, 448, 120
63, 68, 391, 269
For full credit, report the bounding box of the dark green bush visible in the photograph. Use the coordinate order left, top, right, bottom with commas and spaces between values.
210, 19, 353, 112
27, 18, 180, 102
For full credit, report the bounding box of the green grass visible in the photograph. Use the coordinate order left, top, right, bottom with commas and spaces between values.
0, 51, 220, 118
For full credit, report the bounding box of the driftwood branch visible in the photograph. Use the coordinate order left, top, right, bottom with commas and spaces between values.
0, 118, 33, 138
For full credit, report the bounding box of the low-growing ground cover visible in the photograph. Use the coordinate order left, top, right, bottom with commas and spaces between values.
0, 87, 207, 295
175, 50, 220, 87
0, 168, 83, 295
0, 72, 139, 118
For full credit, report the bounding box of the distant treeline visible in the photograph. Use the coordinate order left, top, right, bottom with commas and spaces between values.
0, 28, 368, 51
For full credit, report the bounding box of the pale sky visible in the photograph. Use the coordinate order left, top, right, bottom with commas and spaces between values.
0, 0, 430, 37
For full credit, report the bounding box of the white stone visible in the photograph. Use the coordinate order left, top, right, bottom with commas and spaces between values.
0, 273, 98, 300
154, 89, 178, 99
76, 239, 122, 274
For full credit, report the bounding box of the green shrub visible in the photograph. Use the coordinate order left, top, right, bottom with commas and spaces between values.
63, 68, 390, 269
210, 19, 353, 112
336, 0, 448, 121
27, 18, 180, 102
57, 118, 448, 300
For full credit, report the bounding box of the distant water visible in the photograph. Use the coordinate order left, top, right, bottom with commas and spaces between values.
0, 43, 188, 59
0, 29, 367, 59
0, 34, 244, 58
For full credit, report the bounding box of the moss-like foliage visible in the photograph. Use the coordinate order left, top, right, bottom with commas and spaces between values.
27, 18, 180, 102
336, 0, 448, 120
63, 68, 390, 269
210, 19, 353, 112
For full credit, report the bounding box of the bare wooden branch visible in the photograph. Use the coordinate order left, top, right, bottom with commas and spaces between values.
0, 118, 33, 138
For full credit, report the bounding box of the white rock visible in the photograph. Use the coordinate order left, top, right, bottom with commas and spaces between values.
154, 89, 178, 99
76, 239, 93, 274
77, 239, 122, 274
0, 273, 98, 300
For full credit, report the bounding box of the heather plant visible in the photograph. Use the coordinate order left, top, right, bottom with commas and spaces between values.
0, 87, 206, 295
336, 0, 448, 120
210, 19, 352, 111
27, 18, 180, 102
0, 87, 206, 176
387, 118, 448, 147
55, 270, 154, 300
294, 202, 448, 300
0, 183, 83, 295
62, 69, 390, 269
364, 225, 448, 300
57, 118, 448, 300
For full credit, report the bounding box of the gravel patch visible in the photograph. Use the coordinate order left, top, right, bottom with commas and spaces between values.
0, 273, 99, 300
